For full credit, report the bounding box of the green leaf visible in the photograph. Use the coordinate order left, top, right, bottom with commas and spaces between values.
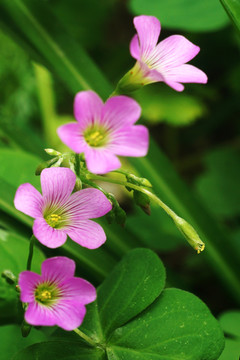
219, 310, 240, 338
0, 0, 112, 98
220, 0, 240, 33
0, 229, 45, 274
0, 148, 41, 190
218, 339, 240, 360
129, 0, 229, 32
218, 310, 240, 360
0, 325, 47, 360
108, 288, 224, 360
12, 249, 224, 360
135, 87, 206, 127
97, 248, 166, 338
0, 230, 45, 324
12, 340, 105, 360
195, 147, 240, 219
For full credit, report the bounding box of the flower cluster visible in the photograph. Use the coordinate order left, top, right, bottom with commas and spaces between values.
15, 15, 207, 332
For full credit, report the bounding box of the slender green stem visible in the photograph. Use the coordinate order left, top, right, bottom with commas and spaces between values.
86, 174, 177, 219
75, 153, 80, 177
26, 235, 35, 271
86, 173, 240, 303
73, 328, 97, 347
85, 174, 204, 254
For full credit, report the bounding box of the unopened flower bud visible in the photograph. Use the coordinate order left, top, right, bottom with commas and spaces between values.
106, 194, 126, 226
114, 206, 127, 227
74, 177, 82, 191
21, 320, 32, 338
174, 216, 205, 254
133, 190, 151, 215
127, 174, 152, 188
116, 63, 146, 94
1, 270, 16, 284
51, 157, 64, 168
44, 148, 61, 156
35, 157, 59, 175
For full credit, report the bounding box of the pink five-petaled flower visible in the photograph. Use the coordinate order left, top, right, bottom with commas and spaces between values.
14, 167, 112, 249
129, 15, 208, 92
19, 256, 96, 331
57, 90, 149, 174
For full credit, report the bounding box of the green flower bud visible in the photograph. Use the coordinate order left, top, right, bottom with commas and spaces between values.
1, 270, 16, 285
106, 194, 126, 227
133, 190, 151, 215
21, 320, 32, 338
127, 174, 152, 188
73, 177, 82, 191
44, 148, 61, 156
114, 206, 127, 227
35, 157, 59, 175
174, 216, 205, 254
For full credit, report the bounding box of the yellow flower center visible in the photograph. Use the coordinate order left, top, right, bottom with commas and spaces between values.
45, 213, 61, 228
35, 289, 52, 302
35, 283, 60, 305
84, 127, 108, 147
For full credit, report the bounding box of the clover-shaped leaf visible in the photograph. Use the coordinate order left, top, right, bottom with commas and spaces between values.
12, 249, 224, 360
218, 311, 240, 360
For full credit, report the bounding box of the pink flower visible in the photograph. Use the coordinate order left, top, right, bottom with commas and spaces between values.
19, 256, 96, 331
14, 167, 112, 249
57, 91, 149, 174
129, 15, 208, 92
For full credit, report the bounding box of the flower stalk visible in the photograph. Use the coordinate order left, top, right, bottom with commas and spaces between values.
73, 328, 98, 347
84, 173, 205, 253
26, 235, 35, 271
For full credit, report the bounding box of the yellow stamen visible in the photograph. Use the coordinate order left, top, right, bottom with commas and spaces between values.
196, 243, 205, 254
84, 128, 107, 147
45, 213, 61, 228
35, 289, 52, 302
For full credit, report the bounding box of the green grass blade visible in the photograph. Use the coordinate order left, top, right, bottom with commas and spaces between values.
220, 0, 240, 33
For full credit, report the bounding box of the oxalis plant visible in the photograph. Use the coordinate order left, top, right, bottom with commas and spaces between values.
1, 5, 239, 360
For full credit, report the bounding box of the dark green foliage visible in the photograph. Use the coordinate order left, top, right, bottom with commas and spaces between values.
11, 249, 224, 360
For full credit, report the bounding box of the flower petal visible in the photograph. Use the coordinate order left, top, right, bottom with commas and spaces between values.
41, 167, 76, 207
57, 123, 88, 153
155, 35, 200, 68
14, 183, 43, 218
102, 96, 141, 130
41, 257, 75, 283
66, 188, 112, 220
33, 218, 67, 248
74, 90, 103, 129
18, 271, 41, 302
164, 81, 185, 92
165, 64, 208, 84
54, 300, 87, 331
130, 34, 140, 60
85, 147, 121, 174
25, 301, 57, 327
66, 220, 107, 249
110, 125, 149, 157
133, 15, 161, 59
61, 278, 96, 304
